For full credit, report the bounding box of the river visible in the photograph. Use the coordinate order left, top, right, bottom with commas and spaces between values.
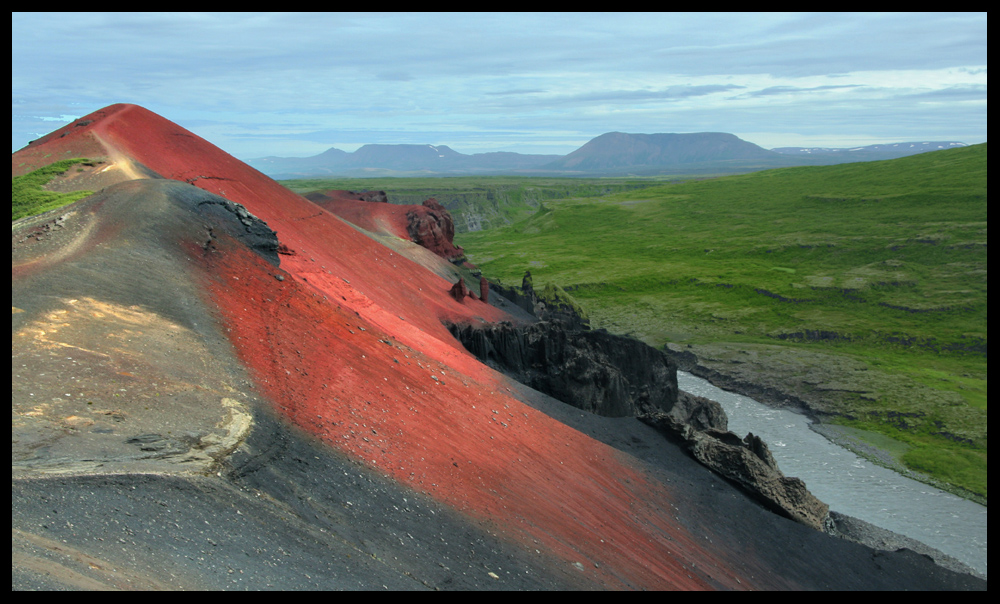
677, 371, 987, 578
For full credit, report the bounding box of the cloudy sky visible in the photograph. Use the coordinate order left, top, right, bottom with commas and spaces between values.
12, 12, 987, 160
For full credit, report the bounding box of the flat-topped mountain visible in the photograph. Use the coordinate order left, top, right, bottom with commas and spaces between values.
540, 131, 781, 173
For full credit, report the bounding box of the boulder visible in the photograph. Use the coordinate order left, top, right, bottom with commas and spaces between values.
405, 198, 465, 263
688, 430, 830, 530
449, 278, 471, 302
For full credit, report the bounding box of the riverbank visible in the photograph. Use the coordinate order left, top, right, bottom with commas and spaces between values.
675, 368, 988, 580
808, 422, 987, 508
665, 342, 986, 506
826, 510, 986, 581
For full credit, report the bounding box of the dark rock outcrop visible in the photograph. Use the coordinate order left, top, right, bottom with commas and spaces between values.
193, 194, 280, 267
486, 280, 537, 319
485, 272, 590, 330
448, 321, 677, 418
694, 431, 830, 530
449, 318, 831, 531
353, 189, 388, 203
405, 198, 465, 263
681, 423, 829, 530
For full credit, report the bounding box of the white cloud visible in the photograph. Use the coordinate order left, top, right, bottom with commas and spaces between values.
12, 12, 988, 157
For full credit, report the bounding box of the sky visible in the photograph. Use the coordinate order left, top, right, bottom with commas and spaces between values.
12, 12, 988, 160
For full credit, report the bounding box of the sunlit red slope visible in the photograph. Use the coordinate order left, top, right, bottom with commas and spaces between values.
303, 189, 417, 241
304, 190, 467, 263
13, 104, 748, 590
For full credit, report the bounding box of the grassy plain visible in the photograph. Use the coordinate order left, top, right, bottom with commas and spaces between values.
11, 158, 94, 221
455, 144, 987, 499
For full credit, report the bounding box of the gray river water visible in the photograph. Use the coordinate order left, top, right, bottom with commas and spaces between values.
677, 371, 987, 578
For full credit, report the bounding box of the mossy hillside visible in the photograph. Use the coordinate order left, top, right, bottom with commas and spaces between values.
459, 144, 987, 498
538, 282, 589, 322
12, 158, 95, 221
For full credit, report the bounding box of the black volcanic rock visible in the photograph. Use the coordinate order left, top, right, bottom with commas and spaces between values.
450, 318, 831, 531
448, 321, 678, 418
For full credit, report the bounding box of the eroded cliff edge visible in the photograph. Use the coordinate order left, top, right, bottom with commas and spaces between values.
447, 284, 831, 531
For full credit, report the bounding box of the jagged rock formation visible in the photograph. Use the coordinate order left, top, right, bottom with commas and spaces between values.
405, 198, 465, 263
449, 321, 678, 418
449, 318, 831, 530
448, 277, 474, 302
640, 411, 830, 530
479, 277, 489, 304
485, 271, 591, 330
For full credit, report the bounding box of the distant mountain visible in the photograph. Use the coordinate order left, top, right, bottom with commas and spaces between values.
248, 144, 560, 179
540, 132, 784, 174
250, 146, 351, 178
248, 133, 972, 179
771, 141, 969, 162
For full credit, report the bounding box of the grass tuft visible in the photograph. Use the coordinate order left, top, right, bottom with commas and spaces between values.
12, 158, 94, 221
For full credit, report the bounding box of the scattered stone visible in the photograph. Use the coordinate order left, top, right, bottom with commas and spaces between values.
479, 277, 489, 304
449, 278, 471, 302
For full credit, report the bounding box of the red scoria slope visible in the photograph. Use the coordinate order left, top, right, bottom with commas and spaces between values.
306, 190, 467, 263
13, 104, 748, 590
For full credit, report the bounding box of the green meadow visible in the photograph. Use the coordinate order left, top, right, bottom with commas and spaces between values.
456, 144, 987, 499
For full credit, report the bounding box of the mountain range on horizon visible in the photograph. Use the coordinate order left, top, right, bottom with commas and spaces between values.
247, 132, 969, 179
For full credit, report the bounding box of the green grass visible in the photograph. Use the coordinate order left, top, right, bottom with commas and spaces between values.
457, 144, 987, 498
12, 158, 94, 221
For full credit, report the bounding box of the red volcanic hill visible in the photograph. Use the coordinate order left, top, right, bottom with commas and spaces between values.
12, 105, 984, 591
304, 189, 468, 265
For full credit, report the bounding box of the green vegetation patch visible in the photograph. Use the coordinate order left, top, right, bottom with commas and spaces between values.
539, 282, 589, 321
457, 144, 987, 498
902, 445, 987, 499
12, 158, 94, 221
